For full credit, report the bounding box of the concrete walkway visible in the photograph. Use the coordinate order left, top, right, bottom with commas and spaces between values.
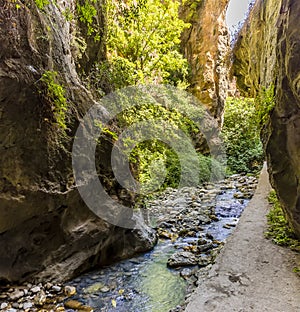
185, 164, 300, 312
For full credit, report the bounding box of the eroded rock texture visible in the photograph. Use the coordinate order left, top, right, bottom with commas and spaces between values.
233, 0, 300, 237
0, 0, 156, 283
180, 0, 230, 125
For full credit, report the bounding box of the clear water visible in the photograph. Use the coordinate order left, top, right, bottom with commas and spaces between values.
68, 181, 253, 312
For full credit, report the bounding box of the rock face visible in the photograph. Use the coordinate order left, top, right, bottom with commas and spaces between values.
0, 0, 156, 283
180, 0, 230, 125
233, 0, 300, 237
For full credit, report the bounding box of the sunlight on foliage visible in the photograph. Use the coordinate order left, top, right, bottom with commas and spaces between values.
40, 71, 68, 130
77, 0, 100, 39
96, 0, 191, 89
35, 0, 49, 10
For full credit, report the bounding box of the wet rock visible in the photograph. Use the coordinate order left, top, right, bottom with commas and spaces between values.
167, 252, 198, 268
83, 283, 104, 294
180, 268, 193, 279
100, 286, 110, 293
158, 230, 172, 239
64, 299, 84, 309
197, 243, 214, 253
64, 285, 77, 296
1, 302, 8, 309
198, 255, 214, 267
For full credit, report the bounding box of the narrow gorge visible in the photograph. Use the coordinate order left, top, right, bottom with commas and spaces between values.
0, 0, 299, 311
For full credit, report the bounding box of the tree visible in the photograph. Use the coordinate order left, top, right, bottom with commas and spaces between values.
105, 0, 190, 87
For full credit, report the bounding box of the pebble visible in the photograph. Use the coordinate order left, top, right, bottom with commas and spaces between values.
34, 290, 46, 305
9, 289, 24, 300
12, 302, 19, 309
45, 282, 53, 290
52, 285, 62, 292
180, 268, 193, 278
0, 302, 8, 309
100, 286, 110, 293
83, 282, 103, 294
64, 299, 83, 309
30, 286, 41, 293
23, 302, 33, 309
64, 285, 77, 296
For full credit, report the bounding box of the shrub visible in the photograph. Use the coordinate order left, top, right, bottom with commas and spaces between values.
222, 97, 264, 174
40, 71, 68, 130
266, 190, 300, 252
255, 84, 275, 127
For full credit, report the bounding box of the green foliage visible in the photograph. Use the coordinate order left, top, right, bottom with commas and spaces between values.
255, 84, 275, 127
266, 190, 300, 253
40, 71, 68, 130
98, 0, 190, 88
117, 102, 200, 192
62, 7, 75, 21
77, 0, 99, 39
35, 0, 49, 9
222, 97, 264, 174
293, 267, 300, 273
97, 98, 224, 193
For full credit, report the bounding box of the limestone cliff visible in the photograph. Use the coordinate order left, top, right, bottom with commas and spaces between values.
233, 0, 300, 237
0, 0, 156, 283
180, 0, 230, 125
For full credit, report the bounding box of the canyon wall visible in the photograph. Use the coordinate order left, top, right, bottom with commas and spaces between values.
0, 0, 156, 283
233, 0, 300, 237
180, 0, 230, 125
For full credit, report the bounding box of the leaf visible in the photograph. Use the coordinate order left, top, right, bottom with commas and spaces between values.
111, 299, 117, 308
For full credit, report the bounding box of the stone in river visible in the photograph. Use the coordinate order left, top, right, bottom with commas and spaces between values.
198, 255, 213, 267
100, 286, 110, 293
64, 299, 83, 309
167, 251, 198, 268
180, 268, 193, 278
83, 282, 104, 294
64, 285, 76, 296
197, 242, 214, 252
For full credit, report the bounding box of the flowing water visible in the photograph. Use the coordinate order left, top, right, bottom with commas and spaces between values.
67, 175, 257, 312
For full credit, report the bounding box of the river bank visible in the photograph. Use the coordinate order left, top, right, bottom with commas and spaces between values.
185, 164, 300, 312
0, 174, 258, 312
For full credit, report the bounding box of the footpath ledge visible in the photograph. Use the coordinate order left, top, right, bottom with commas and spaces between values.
185, 164, 300, 312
